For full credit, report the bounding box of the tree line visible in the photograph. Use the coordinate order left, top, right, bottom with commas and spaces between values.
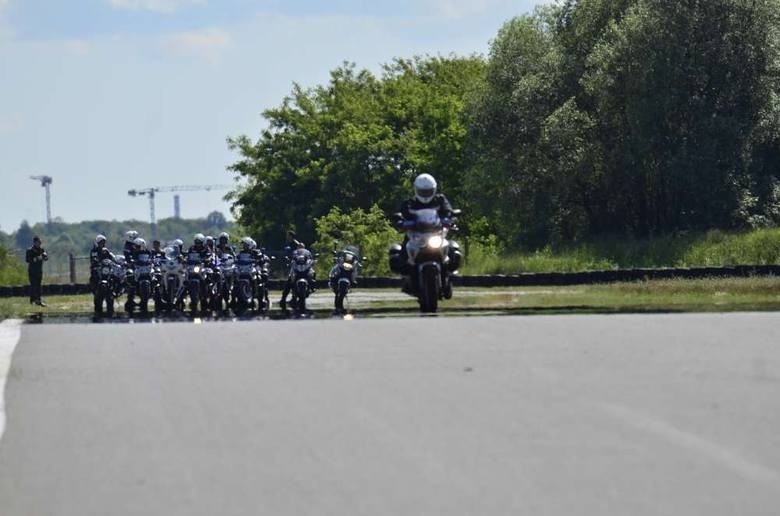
228, 0, 780, 255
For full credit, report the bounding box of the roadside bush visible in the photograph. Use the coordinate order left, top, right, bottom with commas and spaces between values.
0, 244, 26, 286
312, 204, 399, 277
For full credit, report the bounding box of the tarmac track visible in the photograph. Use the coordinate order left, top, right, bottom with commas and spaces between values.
1, 313, 779, 515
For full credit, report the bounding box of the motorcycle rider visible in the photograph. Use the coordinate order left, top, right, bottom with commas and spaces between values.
216, 232, 235, 256
187, 233, 212, 261
89, 234, 116, 291
390, 173, 459, 294
205, 235, 216, 255
279, 240, 316, 310
151, 239, 165, 260
172, 238, 185, 257
123, 230, 140, 261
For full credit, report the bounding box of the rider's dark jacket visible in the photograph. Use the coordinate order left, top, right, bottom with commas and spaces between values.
400, 194, 454, 221
90, 246, 116, 268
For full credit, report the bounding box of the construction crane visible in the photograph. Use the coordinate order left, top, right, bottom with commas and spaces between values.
29, 175, 53, 224
128, 184, 232, 237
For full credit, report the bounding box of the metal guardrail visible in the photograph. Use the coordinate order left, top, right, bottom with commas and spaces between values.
1, 265, 779, 298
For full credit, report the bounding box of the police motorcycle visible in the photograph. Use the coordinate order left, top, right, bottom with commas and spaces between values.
185, 251, 213, 316
254, 247, 272, 312
94, 257, 123, 316
156, 246, 186, 314
233, 245, 258, 315
125, 241, 156, 315
328, 246, 361, 314
390, 208, 463, 313
211, 252, 236, 315
285, 248, 317, 313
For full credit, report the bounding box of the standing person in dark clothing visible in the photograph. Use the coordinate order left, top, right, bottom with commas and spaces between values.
25, 236, 48, 306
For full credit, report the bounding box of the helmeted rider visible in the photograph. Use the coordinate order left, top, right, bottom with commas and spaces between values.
390, 173, 459, 291
216, 232, 235, 257
151, 239, 165, 260
187, 233, 212, 261
279, 240, 316, 310
123, 230, 139, 261
205, 235, 215, 254
89, 234, 116, 291
172, 238, 184, 257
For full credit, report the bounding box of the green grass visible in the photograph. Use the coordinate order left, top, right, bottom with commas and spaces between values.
4, 277, 779, 319
461, 228, 780, 274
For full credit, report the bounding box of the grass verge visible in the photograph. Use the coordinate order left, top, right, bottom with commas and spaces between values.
3, 277, 780, 320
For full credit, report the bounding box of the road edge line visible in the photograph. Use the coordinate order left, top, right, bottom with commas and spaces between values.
0, 319, 22, 444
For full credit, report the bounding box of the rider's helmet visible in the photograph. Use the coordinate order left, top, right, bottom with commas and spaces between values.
173, 238, 184, 251
218, 232, 230, 245
205, 235, 214, 249
133, 237, 146, 250
250, 238, 258, 250
125, 230, 139, 242
413, 173, 437, 203
95, 234, 107, 246
193, 233, 205, 247
241, 236, 253, 251
115, 255, 126, 266
152, 239, 161, 248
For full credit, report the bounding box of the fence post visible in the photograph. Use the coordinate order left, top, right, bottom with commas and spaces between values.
69, 253, 76, 284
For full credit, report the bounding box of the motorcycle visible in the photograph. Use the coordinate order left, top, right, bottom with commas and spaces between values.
185, 252, 212, 316
391, 208, 463, 313
126, 250, 155, 315
232, 250, 257, 315
93, 258, 121, 316
286, 250, 317, 313
254, 249, 272, 312
212, 253, 235, 314
328, 246, 361, 313
156, 246, 185, 314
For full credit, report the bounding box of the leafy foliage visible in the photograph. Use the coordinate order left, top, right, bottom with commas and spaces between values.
0, 243, 26, 286
312, 204, 399, 276
227, 57, 485, 249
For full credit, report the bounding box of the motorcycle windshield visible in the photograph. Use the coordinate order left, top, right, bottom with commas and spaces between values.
409, 208, 441, 231
187, 253, 202, 264
236, 252, 254, 265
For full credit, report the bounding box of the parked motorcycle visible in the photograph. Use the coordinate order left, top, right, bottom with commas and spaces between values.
126, 250, 156, 315
233, 250, 257, 315
390, 208, 463, 313
328, 246, 361, 313
212, 253, 235, 314
93, 258, 121, 316
185, 252, 212, 316
286, 249, 317, 313
156, 246, 185, 314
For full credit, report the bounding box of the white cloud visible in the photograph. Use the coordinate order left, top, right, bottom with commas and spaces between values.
107, 0, 206, 14
165, 27, 232, 62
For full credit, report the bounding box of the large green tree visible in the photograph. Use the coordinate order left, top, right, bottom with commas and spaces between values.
227, 57, 485, 248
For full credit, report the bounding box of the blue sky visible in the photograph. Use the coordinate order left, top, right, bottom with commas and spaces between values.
0, 0, 539, 233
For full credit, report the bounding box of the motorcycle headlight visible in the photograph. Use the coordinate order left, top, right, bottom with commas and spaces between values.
427, 235, 444, 249
342, 263, 354, 271
193, 266, 201, 274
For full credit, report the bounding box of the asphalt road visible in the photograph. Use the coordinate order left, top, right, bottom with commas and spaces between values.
1, 313, 779, 515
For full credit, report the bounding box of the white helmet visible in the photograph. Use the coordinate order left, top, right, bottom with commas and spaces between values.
133, 237, 146, 249
241, 236, 253, 249
173, 238, 184, 248
115, 255, 126, 266
95, 234, 107, 245
125, 230, 139, 241
413, 173, 437, 203
193, 233, 205, 245
218, 231, 230, 241
205, 235, 214, 246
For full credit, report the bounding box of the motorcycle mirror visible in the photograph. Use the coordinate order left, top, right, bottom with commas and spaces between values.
452, 209, 462, 216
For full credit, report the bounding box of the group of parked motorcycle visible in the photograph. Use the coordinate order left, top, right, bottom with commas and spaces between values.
92, 236, 363, 317
92, 173, 462, 317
